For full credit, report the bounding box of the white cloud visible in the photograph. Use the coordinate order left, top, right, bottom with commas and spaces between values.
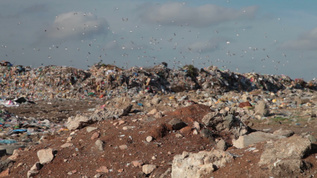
140, 2, 257, 27
281, 27, 317, 50
46, 11, 109, 40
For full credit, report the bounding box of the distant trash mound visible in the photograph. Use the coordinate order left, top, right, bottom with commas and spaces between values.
0, 62, 316, 100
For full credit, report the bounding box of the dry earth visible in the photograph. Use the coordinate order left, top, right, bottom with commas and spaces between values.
1, 93, 317, 178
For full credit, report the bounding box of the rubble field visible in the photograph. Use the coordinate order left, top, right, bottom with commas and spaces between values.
0, 63, 317, 177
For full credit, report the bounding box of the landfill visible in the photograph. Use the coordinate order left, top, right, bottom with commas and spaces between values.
0, 61, 317, 177
0, 63, 316, 101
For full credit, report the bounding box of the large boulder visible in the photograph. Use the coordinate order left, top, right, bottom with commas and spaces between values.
172, 150, 233, 178
233, 131, 283, 149
259, 135, 311, 166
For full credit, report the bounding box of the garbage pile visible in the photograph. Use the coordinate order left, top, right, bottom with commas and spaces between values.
0, 108, 65, 152
0, 62, 316, 101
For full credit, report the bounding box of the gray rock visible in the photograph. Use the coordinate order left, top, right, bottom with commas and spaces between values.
86, 126, 98, 133
201, 112, 218, 126
216, 139, 228, 151
273, 128, 294, 137
233, 131, 282, 149
142, 164, 157, 175
254, 101, 269, 116
200, 128, 214, 140
37, 148, 54, 164
168, 118, 187, 130
259, 135, 311, 166
95, 139, 104, 151
172, 150, 233, 178
65, 115, 92, 130
269, 159, 311, 177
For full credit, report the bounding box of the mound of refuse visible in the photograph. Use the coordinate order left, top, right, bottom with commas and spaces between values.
0, 62, 316, 102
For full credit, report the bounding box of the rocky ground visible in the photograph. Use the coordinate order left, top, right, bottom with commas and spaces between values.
0, 88, 316, 178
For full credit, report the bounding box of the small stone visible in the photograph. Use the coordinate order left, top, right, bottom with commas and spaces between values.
131, 160, 143, 168
91, 132, 100, 140
8, 149, 22, 161
66, 136, 73, 142
61, 143, 74, 148
118, 120, 126, 125
216, 139, 228, 151
152, 155, 157, 160
37, 148, 54, 164
119, 145, 128, 150
122, 126, 135, 130
95, 140, 104, 151
147, 108, 158, 115
146, 136, 153, 142
142, 164, 156, 175
175, 133, 183, 138
96, 166, 108, 173
86, 127, 98, 133
179, 126, 192, 135
193, 121, 200, 130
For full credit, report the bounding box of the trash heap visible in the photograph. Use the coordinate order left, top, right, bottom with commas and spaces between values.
0, 62, 316, 101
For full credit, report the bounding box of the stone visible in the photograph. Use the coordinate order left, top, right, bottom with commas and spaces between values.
96, 166, 109, 173
273, 128, 294, 137
65, 115, 92, 130
146, 136, 153, 142
147, 108, 158, 115
131, 160, 143, 168
61, 143, 74, 148
37, 148, 54, 164
233, 131, 282, 149
8, 149, 22, 161
172, 150, 233, 178
122, 126, 136, 130
142, 164, 156, 175
200, 128, 214, 140
254, 101, 269, 116
119, 145, 128, 150
193, 121, 200, 130
269, 159, 311, 177
259, 135, 311, 166
91, 132, 100, 140
179, 126, 192, 135
86, 126, 98, 133
95, 140, 104, 151
201, 112, 218, 126
216, 139, 228, 151
168, 118, 187, 130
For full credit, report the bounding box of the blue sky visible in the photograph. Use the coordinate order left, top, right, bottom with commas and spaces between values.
0, 0, 317, 80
